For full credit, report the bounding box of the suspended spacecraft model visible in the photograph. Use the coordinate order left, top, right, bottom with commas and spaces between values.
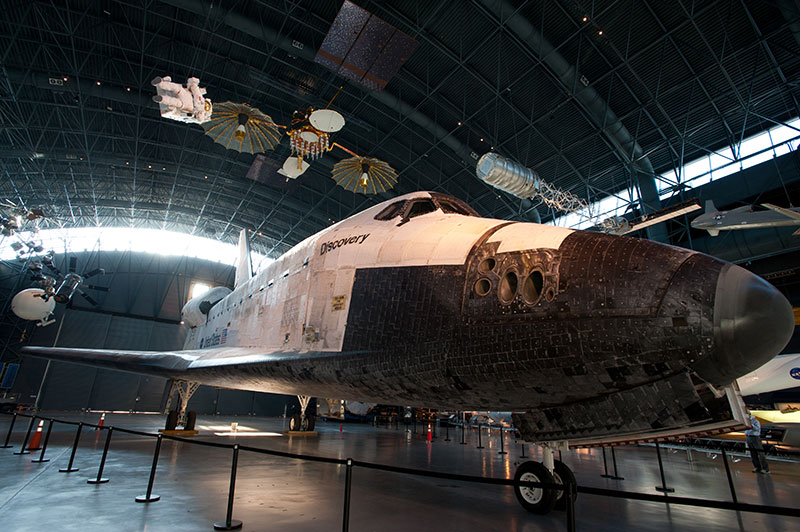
152, 76, 212, 124
331, 156, 398, 194
10, 253, 107, 327
198, 91, 396, 193
201, 102, 282, 154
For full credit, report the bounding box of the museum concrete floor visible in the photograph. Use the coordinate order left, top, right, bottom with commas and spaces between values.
0, 413, 798, 532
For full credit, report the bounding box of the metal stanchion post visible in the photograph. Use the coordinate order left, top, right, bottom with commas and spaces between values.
88, 428, 113, 484
136, 434, 162, 502
342, 458, 353, 532
477, 424, 484, 449
460, 423, 466, 445
1, 412, 17, 448
14, 417, 36, 455
609, 447, 624, 480
31, 419, 54, 463
59, 422, 83, 472
601, 447, 611, 478
498, 428, 507, 455
720, 447, 738, 505
565, 478, 577, 532
520, 442, 527, 458
654, 442, 675, 493
214, 444, 243, 530
444, 422, 450, 442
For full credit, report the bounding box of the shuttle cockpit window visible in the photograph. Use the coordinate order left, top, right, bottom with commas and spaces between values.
374, 200, 407, 221
430, 193, 479, 217
406, 199, 437, 219
437, 199, 472, 215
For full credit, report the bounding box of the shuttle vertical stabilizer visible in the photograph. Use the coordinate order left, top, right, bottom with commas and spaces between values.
234, 229, 253, 288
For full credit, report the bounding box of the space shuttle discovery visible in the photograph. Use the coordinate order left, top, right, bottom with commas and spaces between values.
23, 191, 795, 446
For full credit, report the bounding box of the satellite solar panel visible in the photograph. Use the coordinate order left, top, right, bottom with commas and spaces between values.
315, 0, 417, 92
365, 30, 419, 90
315, 1, 369, 72
338, 15, 394, 83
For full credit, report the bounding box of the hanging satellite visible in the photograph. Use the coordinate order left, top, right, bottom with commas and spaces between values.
278, 87, 347, 180
11, 288, 56, 327
278, 156, 311, 179
11, 253, 108, 327
332, 156, 398, 194
202, 102, 282, 154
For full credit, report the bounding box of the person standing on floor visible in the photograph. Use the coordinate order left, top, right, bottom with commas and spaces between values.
745, 414, 770, 474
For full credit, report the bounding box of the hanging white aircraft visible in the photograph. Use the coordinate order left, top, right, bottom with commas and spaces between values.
738, 354, 800, 396
22, 191, 795, 514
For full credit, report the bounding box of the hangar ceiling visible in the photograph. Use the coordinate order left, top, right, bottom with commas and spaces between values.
1, 0, 799, 257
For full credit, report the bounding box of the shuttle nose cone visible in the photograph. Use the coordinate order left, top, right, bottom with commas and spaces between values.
693, 264, 794, 385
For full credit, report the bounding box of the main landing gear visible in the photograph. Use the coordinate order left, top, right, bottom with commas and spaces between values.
164, 380, 199, 431
513, 443, 577, 514
289, 395, 316, 432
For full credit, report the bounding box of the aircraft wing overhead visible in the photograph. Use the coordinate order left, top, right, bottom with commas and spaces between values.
762, 203, 800, 221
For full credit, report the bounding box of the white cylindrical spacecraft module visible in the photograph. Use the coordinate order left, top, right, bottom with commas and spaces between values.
475, 152, 539, 199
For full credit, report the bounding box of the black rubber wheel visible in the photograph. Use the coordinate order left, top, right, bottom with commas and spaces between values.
302, 414, 316, 431
290, 413, 301, 431
514, 461, 558, 514
165, 410, 178, 431
552, 460, 577, 511
184, 411, 197, 431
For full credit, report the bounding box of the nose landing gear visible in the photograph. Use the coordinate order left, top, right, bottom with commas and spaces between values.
289, 395, 316, 432
513, 442, 576, 514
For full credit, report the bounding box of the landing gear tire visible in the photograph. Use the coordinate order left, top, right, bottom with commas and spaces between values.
301, 414, 316, 431
552, 460, 577, 511
184, 410, 197, 431
290, 413, 302, 431
514, 461, 558, 514
165, 410, 178, 431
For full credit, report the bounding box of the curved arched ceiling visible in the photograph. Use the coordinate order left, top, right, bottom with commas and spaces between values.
1, 0, 798, 256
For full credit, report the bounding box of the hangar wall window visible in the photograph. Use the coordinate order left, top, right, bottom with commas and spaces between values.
0, 227, 273, 270
190, 282, 211, 300
552, 116, 800, 230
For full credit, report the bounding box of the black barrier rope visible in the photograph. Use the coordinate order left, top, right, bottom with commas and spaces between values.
2, 412, 799, 522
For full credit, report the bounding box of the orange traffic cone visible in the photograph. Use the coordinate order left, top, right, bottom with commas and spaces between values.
339, 423, 343, 433
27, 420, 44, 450
426, 423, 432, 443
96, 412, 105, 430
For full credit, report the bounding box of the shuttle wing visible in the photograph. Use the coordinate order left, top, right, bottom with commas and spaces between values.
21, 345, 306, 378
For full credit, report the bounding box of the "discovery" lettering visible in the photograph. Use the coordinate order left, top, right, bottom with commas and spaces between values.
320, 233, 370, 255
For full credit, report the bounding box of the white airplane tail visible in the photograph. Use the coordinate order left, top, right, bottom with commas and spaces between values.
234, 229, 253, 288
704, 200, 717, 214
